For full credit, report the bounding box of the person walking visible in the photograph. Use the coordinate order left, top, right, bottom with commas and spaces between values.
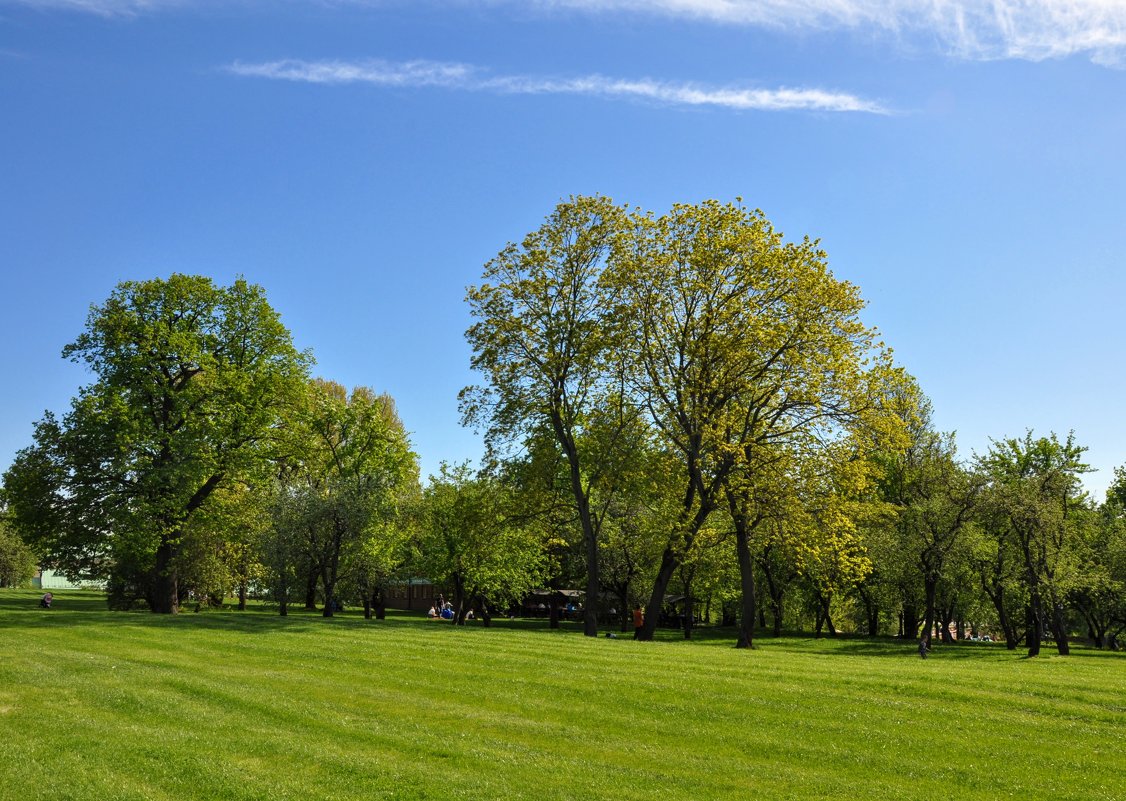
918, 633, 930, 659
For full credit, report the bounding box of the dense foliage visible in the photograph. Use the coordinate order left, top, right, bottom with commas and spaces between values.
0, 204, 1123, 650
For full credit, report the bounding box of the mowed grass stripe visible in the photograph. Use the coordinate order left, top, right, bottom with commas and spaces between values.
1, 590, 1123, 800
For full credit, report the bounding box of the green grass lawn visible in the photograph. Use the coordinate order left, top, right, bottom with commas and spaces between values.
1, 590, 1123, 801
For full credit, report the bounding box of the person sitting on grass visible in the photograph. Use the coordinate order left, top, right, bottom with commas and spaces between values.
39, 592, 53, 609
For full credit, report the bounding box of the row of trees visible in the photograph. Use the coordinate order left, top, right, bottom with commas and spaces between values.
1, 200, 1123, 656
459, 195, 1125, 653
0, 275, 552, 622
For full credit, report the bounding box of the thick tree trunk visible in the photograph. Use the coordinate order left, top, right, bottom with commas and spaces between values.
901, 602, 920, 640
638, 546, 678, 642
922, 575, 938, 645
984, 580, 1018, 649
237, 582, 247, 611
858, 587, 879, 637
1026, 600, 1042, 657
151, 539, 179, 614
553, 417, 601, 639
304, 568, 319, 611
939, 600, 955, 645
734, 522, 756, 649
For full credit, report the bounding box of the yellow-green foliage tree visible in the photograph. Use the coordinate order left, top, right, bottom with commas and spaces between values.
607, 200, 904, 642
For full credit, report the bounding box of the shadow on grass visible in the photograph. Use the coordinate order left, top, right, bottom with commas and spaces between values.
2, 590, 1120, 662
0, 589, 438, 635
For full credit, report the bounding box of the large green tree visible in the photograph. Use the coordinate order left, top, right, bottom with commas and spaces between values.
3, 275, 309, 612
1070, 466, 1126, 649
979, 432, 1090, 656
875, 425, 983, 644
606, 200, 901, 643
276, 379, 417, 618
415, 462, 547, 625
463, 195, 629, 637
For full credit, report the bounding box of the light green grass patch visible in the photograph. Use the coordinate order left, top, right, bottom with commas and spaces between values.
1, 590, 1123, 800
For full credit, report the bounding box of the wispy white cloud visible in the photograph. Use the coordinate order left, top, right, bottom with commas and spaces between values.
226, 57, 887, 113
18, 1, 1122, 66
524, 0, 1126, 66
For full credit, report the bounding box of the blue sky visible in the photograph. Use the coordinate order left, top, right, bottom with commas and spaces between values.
2, 0, 1124, 496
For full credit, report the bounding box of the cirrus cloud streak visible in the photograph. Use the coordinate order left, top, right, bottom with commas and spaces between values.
225, 57, 888, 114
527, 0, 1126, 66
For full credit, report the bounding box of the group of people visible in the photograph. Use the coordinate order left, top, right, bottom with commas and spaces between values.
427, 596, 473, 621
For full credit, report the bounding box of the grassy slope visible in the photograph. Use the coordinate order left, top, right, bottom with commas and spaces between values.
0, 590, 1123, 801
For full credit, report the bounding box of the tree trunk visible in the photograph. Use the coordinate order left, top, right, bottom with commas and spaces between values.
638, 546, 678, 641
452, 574, 467, 626
939, 599, 955, 644
304, 568, 319, 611
982, 576, 1018, 649
759, 552, 786, 636
901, 602, 920, 640
821, 594, 837, 637
616, 586, 630, 633
1026, 600, 1042, 657
858, 586, 879, 637
922, 574, 938, 645
237, 582, 247, 612
734, 519, 756, 649
374, 587, 386, 620
553, 417, 601, 639
151, 539, 179, 614
1049, 595, 1070, 656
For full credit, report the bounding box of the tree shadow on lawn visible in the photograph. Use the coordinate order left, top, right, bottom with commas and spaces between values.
0, 589, 436, 635
2, 591, 1120, 661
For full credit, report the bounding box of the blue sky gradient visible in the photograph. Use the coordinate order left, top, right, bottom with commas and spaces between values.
2, 0, 1124, 494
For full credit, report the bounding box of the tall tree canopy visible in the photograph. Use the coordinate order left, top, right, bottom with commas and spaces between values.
979, 431, 1090, 656
606, 200, 904, 642
463, 195, 628, 637
3, 275, 309, 612
465, 197, 906, 646
273, 379, 418, 618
